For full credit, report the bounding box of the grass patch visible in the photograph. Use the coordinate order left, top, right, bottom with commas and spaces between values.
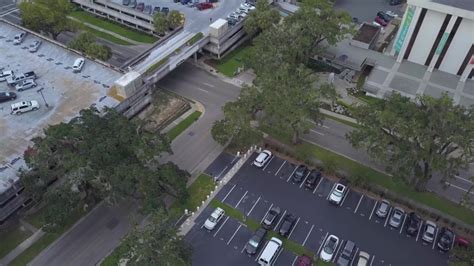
0, 225, 32, 258
78, 24, 132, 45
167, 111, 202, 141
321, 113, 360, 129
186, 32, 204, 46
214, 43, 251, 77
10, 206, 92, 266
263, 127, 474, 226
145, 57, 169, 75
70, 11, 157, 43
356, 94, 384, 106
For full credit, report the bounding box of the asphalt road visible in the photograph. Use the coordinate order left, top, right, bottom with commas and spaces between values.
187, 152, 450, 266
334, 0, 405, 23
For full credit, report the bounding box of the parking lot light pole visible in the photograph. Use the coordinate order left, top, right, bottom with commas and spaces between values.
37, 87, 49, 108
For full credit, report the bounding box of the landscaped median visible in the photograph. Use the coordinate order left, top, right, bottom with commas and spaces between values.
210, 42, 251, 77
167, 111, 202, 141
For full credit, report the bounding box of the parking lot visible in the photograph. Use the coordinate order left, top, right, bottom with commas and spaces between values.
186, 152, 450, 266
334, 0, 405, 23
0, 21, 121, 164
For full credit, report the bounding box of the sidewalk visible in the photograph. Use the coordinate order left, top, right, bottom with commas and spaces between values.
0, 220, 43, 266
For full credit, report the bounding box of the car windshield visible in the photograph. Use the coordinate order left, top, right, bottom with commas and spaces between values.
248, 238, 259, 247
208, 216, 216, 223
333, 190, 343, 197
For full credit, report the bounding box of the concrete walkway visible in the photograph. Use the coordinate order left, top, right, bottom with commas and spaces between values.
0, 221, 44, 266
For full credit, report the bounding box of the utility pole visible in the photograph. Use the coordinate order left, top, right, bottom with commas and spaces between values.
37, 87, 49, 108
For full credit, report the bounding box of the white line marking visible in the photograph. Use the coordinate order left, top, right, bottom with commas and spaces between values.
299, 171, 311, 188
288, 217, 300, 238
351, 248, 359, 266
216, 166, 228, 180
222, 184, 236, 202
333, 239, 344, 262
316, 232, 329, 256
302, 224, 315, 246
235, 190, 248, 208
255, 241, 266, 261
203, 82, 215, 88
231, 156, 239, 164
399, 214, 407, 234
247, 197, 261, 216
291, 255, 298, 266
287, 166, 298, 182
213, 216, 229, 237
197, 87, 209, 93
444, 182, 474, 194
260, 203, 273, 224
310, 129, 325, 136
0, 8, 18, 17
275, 161, 286, 176
273, 247, 284, 263
227, 224, 242, 245
451, 233, 456, 250
263, 156, 274, 171
327, 184, 336, 200
340, 190, 350, 207
322, 125, 330, 129
432, 228, 438, 249
384, 207, 392, 227
369, 201, 377, 220
241, 245, 246, 254
416, 221, 423, 242
313, 177, 323, 194
354, 195, 364, 213
454, 175, 474, 184
370, 255, 375, 266
275, 210, 287, 229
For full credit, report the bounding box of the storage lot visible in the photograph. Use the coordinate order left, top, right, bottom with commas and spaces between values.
186, 152, 450, 266
0, 21, 121, 164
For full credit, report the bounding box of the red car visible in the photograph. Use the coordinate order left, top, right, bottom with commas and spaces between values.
136, 2, 144, 11
197, 2, 213, 10
374, 16, 388, 26
295, 255, 312, 266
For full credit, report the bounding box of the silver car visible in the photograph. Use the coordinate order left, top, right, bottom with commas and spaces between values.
15, 79, 37, 91
388, 207, 405, 228
422, 220, 437, 243
29, 40, 42, 53
375, 199, 390, 218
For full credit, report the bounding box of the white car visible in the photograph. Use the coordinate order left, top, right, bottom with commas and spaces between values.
15, 79, 37, 91
320, 235, 339, 262
385, 10, 398, 18
357, 251, 370, 266
29, 40, 42, 53
328, 183, 347, 205
0, 70, 13, 82
422, 220, 437, 243
204, 207, 225, 231
72, 57, 85, 73
13, 32, 26, 45
254, 150, 272, 168
10, 100, 39, 115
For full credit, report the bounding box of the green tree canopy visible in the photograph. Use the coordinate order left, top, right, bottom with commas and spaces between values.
153, 13, 168, 34
68, 32, 112, 61
167, 10, 183, 29
347, 93, 474, 191
243, 0, 280, 37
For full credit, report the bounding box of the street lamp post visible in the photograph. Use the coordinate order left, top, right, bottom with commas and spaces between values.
37, 87, 49, 108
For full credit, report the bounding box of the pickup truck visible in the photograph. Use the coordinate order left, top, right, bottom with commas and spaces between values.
0, 70, 14, 82
6, 71, 36, 86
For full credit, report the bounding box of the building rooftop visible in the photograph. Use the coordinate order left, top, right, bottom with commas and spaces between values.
352, 23, 380, 44
431, 0, 474, 12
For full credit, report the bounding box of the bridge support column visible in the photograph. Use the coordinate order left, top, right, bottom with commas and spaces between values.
193, 52, 198, 63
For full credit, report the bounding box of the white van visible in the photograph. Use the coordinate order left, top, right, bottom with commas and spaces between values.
72, 58, 85, 73
257, 237, 282, 266
11, 100, 39, 115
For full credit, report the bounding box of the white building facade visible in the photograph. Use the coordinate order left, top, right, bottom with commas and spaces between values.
390, 0, 474, 81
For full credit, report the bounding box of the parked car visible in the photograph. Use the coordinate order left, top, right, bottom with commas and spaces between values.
72, 58, 85, 73
0, 92, 17, 103
6, 71, 36, 86
258, 237, 282, 266
278, 213, 296, 237
374, 16, 388, 26
15, 79, 37, 91
28, 40, 42, 53
197, 2, 213, 10
356, 251, 370, 266
245, 227, 267, 255
292, 164, 309, 183
389, 0, 402, 5
388, 207, 405, 228
455, 236, 471, 248
295, 255, 312, 266
10, 100, 39, 115
422, 220, 437, 243
204, 207, 225, 230
161, 7, 170, 14
13, 32, 26, 45
336, 240, 356, 266
144, 4, 152, 14
377, 11, 391, 22
320, 235, 339, 262
385, 10, 398, 18
122, 0, 130, 5
153, 6, 160, 14
328, 183, 347, 205
227, 12, 240, 20
227, 18, 238, 26
305, 170, 321, 190
136, 2, 145, 12
262, 206, 281, 230
375, 199, 390, 218
254, 150, 272, 168
0, 70, 14, 82
437, 227, 455, 251
130, 0, 137, 8
180, 0, 190, 5
405, 212, 422, 236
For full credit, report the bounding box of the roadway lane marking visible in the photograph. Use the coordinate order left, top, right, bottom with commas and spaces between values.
399, 214, 407, 234
313, 177, 324, 194
235, 190, 248, 208
444, 182, 474, 194
369, 201, 377, 220
316, 232, 329, 256
432, 228, 439, 249
213, 216, 229, 237
263, 155, 274, 171
288, 217, 300, 239
275, 210, 287, 229
354, 195, 364, 213
310, 129, 325, 136
275, 161, 286, 176
247, 196, 261, 216
203, 82, 215, 88
287, 166, 298, 182
416, 221, 423, 242
370, 255, 375, 266
302, 224, 315, 246
351, 248, 359, 266
216, 166, 228, 180
222, 184, 236, 202
384, 207, 392, 227
260, 203, 274, 224
333, 239, 344, 262
227, 224, 242, 245
299, 171, 311, 188
454, 175, 474, 184
322, 125, 330, 129
196, 87, 209, 93
340, 190, 350, 207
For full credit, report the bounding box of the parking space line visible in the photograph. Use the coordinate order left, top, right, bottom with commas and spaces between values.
302, 224, 315, 246
275, 161, 286, 176
226, 224, 242, 245
234, 190, 248, 208
231, 156, 239, 164
288, 217, 300, 239
451, 233, 456, 250
255, 242, 265, 261
216, 166, 228, 180
333, 239, 344, 262
299, 172, 311, 188
399, 214, 407, 234
310, 129, 325, 136
326, 184, 336, 200
369, 200, 377, 220
247, 196, 261, 216
340, 190, 350, 207
316, 232, 329, 256
275, 210, 287, 229
313, 178, 323, 194
213, 216, 229, 237
354, 195, 364, 213
370, 255, 375, 266
287, 166, 298, 182
222, 184, 237, 202
291, 255, 298, 266
262, 155, 274, 171
241, 244, 246, 254
432, 228, 438, 249
384, 207, 392, 227
416, 221, 423, 242
260, 203, 274, 224
351, 248, 359, 266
